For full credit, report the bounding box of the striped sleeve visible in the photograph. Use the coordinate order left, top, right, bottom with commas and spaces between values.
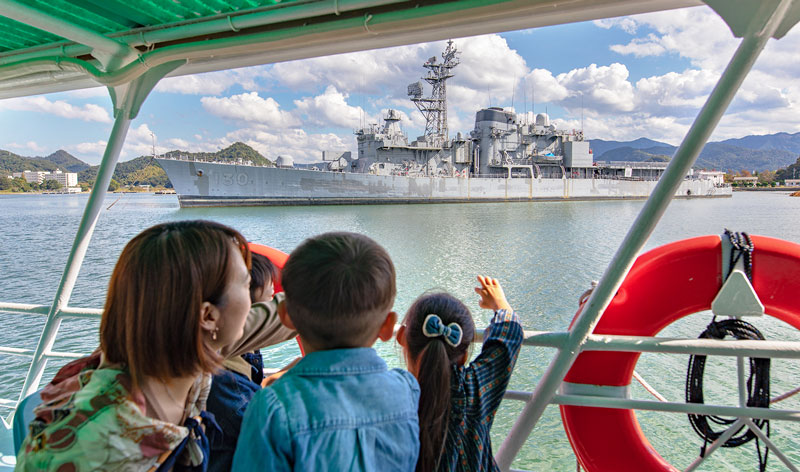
461, 309, 523, 421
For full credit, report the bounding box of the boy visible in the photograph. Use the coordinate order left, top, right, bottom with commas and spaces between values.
208, 253, 296, 472
232, 232, 420, 471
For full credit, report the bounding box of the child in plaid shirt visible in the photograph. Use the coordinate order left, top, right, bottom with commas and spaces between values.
397, 276, 523, 472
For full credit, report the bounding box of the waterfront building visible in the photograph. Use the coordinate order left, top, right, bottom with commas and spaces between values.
695, 170, 725, 185
15, 171, 47, 184
44, 170, 78, 188
785, 179, 800, 187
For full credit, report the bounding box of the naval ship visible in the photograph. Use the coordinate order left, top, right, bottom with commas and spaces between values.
156, 41, 730, 207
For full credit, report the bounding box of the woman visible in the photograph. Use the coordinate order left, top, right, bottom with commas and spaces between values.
16, 220, 252, 471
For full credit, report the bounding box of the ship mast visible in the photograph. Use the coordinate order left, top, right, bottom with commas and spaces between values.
407, 40, 459, 146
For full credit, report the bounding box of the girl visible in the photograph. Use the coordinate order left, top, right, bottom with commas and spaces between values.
17, 220, 253, 471
397, 276, 523, 472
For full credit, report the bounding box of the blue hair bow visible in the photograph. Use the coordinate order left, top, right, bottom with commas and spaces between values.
422, 314, 463, 347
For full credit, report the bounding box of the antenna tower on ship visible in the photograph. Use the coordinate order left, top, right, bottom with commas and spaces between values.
407, 40, 459, 145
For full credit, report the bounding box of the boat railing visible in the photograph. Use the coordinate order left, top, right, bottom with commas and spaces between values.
2, 301, 799, 470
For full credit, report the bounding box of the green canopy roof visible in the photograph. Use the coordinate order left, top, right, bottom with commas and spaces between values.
0, 0, 710, 99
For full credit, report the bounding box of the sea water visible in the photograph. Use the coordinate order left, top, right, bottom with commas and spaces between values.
1, 191, 798, 470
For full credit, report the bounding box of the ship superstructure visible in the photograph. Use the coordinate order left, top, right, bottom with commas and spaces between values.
154, 41, 729, 206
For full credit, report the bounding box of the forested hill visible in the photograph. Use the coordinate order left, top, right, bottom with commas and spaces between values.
590, 132, 800, 172
0, 149, 89, 174
76, 142, 273, 188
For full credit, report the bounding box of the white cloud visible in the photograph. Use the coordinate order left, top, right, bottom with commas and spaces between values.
293, 86, 374, 129
70, 141, 107, 156
0, 96, 111, 122
7, 141, 46, 153
558, 63, 636, 113
201, 92, 300, 128
156, 67, 270, 95
269, 44, 427, 96
222, 126, 350, 163
610, 34, 667, 58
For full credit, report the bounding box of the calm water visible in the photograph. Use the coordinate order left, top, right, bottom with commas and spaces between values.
1, 192, 799, 470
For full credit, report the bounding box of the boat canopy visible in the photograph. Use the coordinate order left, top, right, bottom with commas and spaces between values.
0, 0, 716, 99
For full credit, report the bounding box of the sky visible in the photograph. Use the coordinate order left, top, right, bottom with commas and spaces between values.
1, 4, 800, 165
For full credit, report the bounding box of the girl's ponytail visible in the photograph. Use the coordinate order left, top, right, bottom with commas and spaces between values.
416, 339, 452, 472
403, 293, 475, 472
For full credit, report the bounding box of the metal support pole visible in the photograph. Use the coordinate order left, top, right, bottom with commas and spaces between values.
15, 60, 184, 408
684, 419, 745, 472
495, 1, 792, 468
16, 113, 131, 401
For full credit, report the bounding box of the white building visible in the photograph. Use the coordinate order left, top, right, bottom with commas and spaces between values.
785, 179, 800, 187
14, 170, 47, 183
44, 170, 78, 187
696, 170, 725, 185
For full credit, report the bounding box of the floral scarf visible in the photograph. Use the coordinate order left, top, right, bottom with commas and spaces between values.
15, 352, 213, 472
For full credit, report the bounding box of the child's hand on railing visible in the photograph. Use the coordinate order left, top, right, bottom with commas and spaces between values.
262, 357, 301, 387
475, 276, 512, 312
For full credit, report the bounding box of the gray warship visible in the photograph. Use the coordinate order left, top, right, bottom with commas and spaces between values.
156, 41, 730, 207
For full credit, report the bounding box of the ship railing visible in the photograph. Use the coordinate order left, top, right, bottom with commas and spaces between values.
3, 302, 800, 471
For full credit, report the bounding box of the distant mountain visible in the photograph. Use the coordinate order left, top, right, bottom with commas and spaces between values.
589, 138, 672, 158
719, 132, 800, 154
594, 147, 671, 163
590, 132, 800, 172
0, 150, 81, 177
41, 150, 90, 173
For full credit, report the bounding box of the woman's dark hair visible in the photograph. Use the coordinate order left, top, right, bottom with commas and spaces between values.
250, 252, 278, 301
100, 220, 251, 387
403, 293, 475, 472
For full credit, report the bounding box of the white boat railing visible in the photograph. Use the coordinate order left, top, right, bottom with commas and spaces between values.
2, 306, 800, 470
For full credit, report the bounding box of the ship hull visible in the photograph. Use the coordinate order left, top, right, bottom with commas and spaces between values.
156, 159, 732, 208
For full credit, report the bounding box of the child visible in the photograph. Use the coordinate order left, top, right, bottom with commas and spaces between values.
207, 253, 296, 472
232, 232, 420, 471
397, 276, 523, 472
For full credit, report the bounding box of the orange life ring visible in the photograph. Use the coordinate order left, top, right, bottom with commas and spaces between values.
560, 235, 800, 472
248, 242, 288, 293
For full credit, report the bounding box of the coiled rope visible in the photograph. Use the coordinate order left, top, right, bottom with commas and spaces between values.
685, 230, 770, 471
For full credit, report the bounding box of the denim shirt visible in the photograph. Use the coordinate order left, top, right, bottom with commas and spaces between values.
232, 347, 420, 472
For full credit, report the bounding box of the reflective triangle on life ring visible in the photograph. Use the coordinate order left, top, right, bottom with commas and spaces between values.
560, 235, 800, 472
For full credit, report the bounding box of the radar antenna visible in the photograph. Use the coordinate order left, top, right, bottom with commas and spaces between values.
407, 40, 459, 145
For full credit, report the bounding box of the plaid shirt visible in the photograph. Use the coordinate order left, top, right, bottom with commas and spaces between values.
438, 309, 523, 472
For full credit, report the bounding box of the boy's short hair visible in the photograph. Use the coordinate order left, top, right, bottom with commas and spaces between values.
250, 252, 278, 301
281, 232, 396, 349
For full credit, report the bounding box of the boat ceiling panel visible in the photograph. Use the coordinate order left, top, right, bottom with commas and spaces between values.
0, 0, 704, 99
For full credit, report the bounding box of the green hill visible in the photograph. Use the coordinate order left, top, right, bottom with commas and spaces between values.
775, 157, 800, 181
42, 150, 90, 173
79, 142, 271, 188
163, 142, 273, 167
1, 150, 61, 174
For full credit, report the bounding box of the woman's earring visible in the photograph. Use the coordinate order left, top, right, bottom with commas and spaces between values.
212, 327, 218, 341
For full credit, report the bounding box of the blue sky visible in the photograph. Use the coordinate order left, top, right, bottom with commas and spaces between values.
2, 4, 799, 165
